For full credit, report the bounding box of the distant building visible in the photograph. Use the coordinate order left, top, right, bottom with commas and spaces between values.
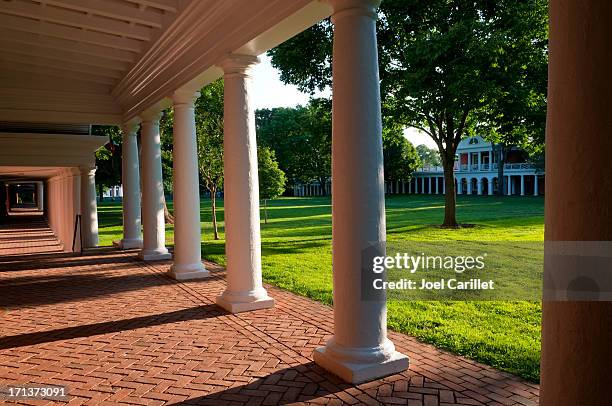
409, 136, 543, 196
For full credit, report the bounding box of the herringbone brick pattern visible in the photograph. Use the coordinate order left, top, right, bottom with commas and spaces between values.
0, 218, 540, 405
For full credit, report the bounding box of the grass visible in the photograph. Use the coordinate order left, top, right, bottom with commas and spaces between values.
97, 194, 544, 382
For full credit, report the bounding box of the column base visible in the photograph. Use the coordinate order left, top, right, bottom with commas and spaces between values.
138, 248, 172, 261
168, 262, 210, 281
313, 346, 409, 384
216, 289, 275, 313
113, 238, 143, 250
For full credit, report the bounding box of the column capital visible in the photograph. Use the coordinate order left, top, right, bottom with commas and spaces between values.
329, 0, 380, 21
139, 108, 163, 124
79, 166, 97, 176
218, 54, 260, 76
122, 120, 140, 137
172, 88, 200, 106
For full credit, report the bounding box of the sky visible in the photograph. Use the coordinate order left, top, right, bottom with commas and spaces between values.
251, 53, 438, 149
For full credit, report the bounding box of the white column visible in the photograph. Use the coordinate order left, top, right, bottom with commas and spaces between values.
80, 166, 98, 248
442, 177, 446, 194
467, 152, 472, 169
488, 177, 494, 195
168, 89, 210, 280
507, 176, 512, 195
520, 175, 525, 195
488, 150, 492, 167
457, 178, 463, 194
116, 123, 143, 249
36, 181, 44, 211
408, 180, 412, 194
467, 178, 473, 194
216, 54, 274, 313
138, 110, 171, 261
534, 175, 539, 196
477, 152, 481, 170
426, 177, 431, 194
401, 181, 405, 194
477, 177, 483, 195
313, 0, 408, 384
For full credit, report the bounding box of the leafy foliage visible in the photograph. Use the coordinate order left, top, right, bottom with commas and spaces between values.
256, 98, 331, 192
92, 125, 122, 200
416, 144, 442, 167
258, 147, 286, 201
270, 0, 548, 227
195, 79, 225, 239
383, 123, 421, 182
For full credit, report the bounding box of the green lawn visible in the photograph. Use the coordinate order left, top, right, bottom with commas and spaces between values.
97, 194, 543, 382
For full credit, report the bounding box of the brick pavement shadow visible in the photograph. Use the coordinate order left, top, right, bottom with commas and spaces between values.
169, 361, 355, 406
0, 304, 224, 350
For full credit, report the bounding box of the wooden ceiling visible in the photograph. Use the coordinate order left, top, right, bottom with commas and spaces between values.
0, 0, 181, 89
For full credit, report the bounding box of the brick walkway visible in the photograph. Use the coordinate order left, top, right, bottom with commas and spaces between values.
0, 218, 540, 405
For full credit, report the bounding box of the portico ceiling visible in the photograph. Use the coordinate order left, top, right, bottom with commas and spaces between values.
0, 0, 331, 125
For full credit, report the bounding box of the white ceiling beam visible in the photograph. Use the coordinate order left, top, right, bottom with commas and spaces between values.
0, 52, 123, 79
0, 0, 154, 41
0, 14, 143, 53
124, 0, 179, 13
0, 28, 138, 63
0, 61, 118, 85
37, 0, 164, 28
0, 40, 130, 71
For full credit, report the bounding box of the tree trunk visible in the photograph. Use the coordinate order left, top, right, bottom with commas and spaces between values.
263, 199, 268, 224
442, 159, 459, 228
163, 195, 174, 224
496, 144, 506, 196
211, 187, 219, 240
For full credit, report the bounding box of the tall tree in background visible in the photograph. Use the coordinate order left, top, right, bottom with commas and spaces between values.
416, 144, 442, 168
256, 98, 331, 193
258, 146, 286, 223
195, 79, 225, 240
383, 122, 421, 186
269, 0, 548, 227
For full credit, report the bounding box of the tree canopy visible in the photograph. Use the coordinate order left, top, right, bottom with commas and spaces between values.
416, 144, 442, 168
269, 0, 548, 227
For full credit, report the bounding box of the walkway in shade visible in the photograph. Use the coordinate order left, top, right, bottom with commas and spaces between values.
0, 218, 539, 405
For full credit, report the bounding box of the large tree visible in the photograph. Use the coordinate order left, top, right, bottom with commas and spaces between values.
269, 0, 548, 227
195, 80, 225, 240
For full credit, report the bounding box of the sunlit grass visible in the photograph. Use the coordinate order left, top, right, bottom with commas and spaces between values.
97, 194, 544, 382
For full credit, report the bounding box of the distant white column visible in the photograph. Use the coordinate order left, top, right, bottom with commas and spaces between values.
139, 109, 171, 261
489, 150, 492, 168
36, 181, 44, 211
467, 178, 473, 194
402, 181, 406, 194
80, 166, 99, 248
168, 88, 210, 280
534, 175, 539, 196
477, 152, 482, 171
116, 122, 143, 249
408, 180, 412, 194
488, 177, 494, 195
467, 152, 472, 170
457, 178, 463, 194
507, 176, 512, 195
216, 54, 274, 313
477, 177, 483, 195
442, 177, 446, 194
313, 0, 408, 384
428, 177, 433, 194
520, 175, 525, 196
